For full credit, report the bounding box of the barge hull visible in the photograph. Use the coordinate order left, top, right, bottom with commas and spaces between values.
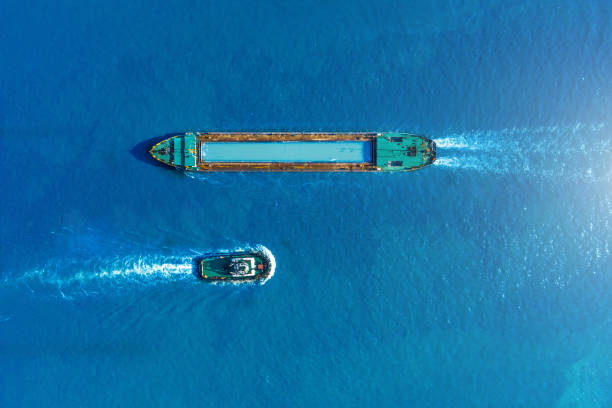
150, 132, 436, 172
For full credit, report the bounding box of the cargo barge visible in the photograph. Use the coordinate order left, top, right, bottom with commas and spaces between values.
150, 132, 436, 172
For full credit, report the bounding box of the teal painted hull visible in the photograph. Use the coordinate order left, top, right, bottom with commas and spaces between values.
150, 132, 436, 172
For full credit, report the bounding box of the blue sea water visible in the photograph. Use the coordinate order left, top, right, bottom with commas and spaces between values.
1, 0, 611, 406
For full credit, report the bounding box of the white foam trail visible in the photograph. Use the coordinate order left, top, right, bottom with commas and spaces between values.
433, 137, 470, 149
434, 155, 509, 174
432, 123, 610, 181
435, 123, 607, 151
433, 157, 461, 168
94, 258, 192, 280
17, 255, 194, 293
257, 244, 276, 285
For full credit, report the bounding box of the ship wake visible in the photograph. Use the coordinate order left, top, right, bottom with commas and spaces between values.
433, 123, 610, 182
11, 254, 195, 298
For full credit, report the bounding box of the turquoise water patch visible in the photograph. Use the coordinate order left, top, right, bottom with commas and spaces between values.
201, 141, 372, 163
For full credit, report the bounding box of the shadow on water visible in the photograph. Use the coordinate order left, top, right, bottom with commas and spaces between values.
192, 256, 204, 280
129, 133, 182, 169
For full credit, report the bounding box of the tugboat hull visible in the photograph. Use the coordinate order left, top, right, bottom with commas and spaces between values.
196, 250, 273, 284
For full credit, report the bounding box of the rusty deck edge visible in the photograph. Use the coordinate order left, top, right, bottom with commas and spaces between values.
193, 163, 424, 172
197, 163, 377, 171
196, 132, 380, 142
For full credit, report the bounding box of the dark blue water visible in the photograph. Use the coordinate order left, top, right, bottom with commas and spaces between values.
1, 1, 611, 406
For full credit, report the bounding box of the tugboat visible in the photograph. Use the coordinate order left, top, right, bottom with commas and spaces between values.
196, 249, 274, 284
